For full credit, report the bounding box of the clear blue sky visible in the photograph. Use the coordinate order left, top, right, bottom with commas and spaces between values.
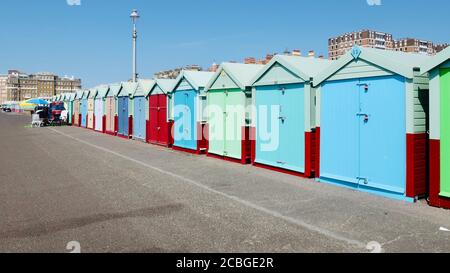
0, 0, 448, 88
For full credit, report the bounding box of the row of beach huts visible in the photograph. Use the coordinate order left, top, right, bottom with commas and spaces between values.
52, 46, 450, 209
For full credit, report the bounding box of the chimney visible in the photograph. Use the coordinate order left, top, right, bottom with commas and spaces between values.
266, 54, 274, 62
292, 49, 301, 56
208, 62, 219, 72
308, 50, 315, 57
244, 57, 256, 64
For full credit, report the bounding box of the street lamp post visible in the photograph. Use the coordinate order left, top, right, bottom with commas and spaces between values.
130, 9, 140, 83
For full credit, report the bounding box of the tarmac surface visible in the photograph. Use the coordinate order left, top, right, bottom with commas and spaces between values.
1, 111, 450, 253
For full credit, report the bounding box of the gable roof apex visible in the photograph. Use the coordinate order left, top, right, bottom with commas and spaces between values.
205, 62, 264, 91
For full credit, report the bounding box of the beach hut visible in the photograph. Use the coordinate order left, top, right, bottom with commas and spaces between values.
80, 90, 90, 128
251, 55, 331, 175
422, 47, 450, 209
67, 92, 75, 125
117, 82, 138, 138
313, 46, 430, 201
73, 90, 83, 127
147, 79, 176, 146
87, 88, 96, 130
170, 70, 214, 154
94, 85, 109, 133
105, 83, 122, 136
131, 80, 155, 141
205, 63, 264, 164
61, 93, 69, 123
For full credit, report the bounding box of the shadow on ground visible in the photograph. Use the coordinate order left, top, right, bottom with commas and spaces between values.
0, 204, 184, 239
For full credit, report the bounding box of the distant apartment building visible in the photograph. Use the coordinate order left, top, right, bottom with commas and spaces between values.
207, 63, 220, 72
329, 30, 394, 60
154, 65, 202, 79
434, 43, 449, 53
244, 53, 275, 65
393, 38, 434, 55
1, 70, 81, 103
0, 75, 8, 104
328, 29, 448, 60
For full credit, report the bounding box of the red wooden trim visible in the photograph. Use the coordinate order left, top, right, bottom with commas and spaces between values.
105, 131, 115, 136
168, 120, 174, 147
305, 131, 311, 178
128, 116, 133, 139
149, 142, 171, 148
429, 140, 450, 209
250, 127, 256, 164
102, 115, 106, 133
196, 122, 208, 154
304, 131, 316, 178
172, 145, 201, 155
145, 120, 150, 143
78, 114, 81, 127
240, 126, 251, 164
311, 129, 317, 175
406, 133, 428, 198
315, 127, 321, 178
207, 153, 244, 164
92, 114, 95, 131
429, 139, 442, 206
117, 134, 129, 140
114, 115, 118, 135
147, 119, 171, 148
253, 162, 307, 178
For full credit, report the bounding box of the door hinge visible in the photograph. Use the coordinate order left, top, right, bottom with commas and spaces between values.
357, 83, 369, 91
356, 113, 370, 122
357, 177, 369, 185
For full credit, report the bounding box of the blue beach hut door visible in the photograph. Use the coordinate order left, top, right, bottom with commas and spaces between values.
255, 84, 305, 172
174, 90, 197, 150
118, 97, 129, 136
81, 100, 87, 127
278, 84, 305, 173
358, 76, 406, 194
320, 75, 406, 195
133, 97, 146, 140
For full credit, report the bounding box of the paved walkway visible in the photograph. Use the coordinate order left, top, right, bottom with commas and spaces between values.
1, 112, 449, 253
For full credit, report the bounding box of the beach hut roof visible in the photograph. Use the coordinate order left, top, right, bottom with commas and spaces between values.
133, 79, 156, 97
149, 79, 177, 96
95, 85, 109, 99
314, 46, 431, 86
107, 83, 122, 97
421, 46, 450, 74
75, 90, 84, 100
81, 89, 90, 99
253, 55, 333, 86
88, 88, 98, 99
118, 82, 139, 97
171, 70, 215, 92
205, 63, 264, 91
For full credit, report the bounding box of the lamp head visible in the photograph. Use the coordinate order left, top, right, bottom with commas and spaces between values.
130, 9, 139, 22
